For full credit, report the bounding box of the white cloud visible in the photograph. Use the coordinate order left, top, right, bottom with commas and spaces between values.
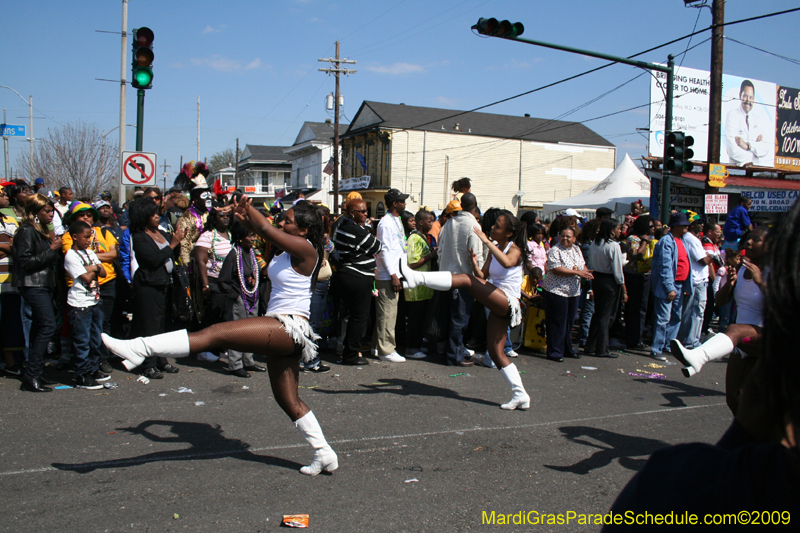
365, 62, 425, 75
436, 96, 458, 106
203, 25, 225, 34
187, 55, 267, 72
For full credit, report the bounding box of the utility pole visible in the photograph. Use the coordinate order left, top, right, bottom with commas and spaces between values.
3, 109, 8, 179
118, 0, 128, 203
234, 138, 239, 191
197, 96, 200, 162
705, 0, 724, 197
319, 42, 356, 214
161, 159, 171, 191
28, 95, 33, 177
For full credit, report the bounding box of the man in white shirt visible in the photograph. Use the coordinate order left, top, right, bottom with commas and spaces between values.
678, 217, 712, 349
438, 193, 484, 366
372, 188, 409, 363
724, 80, 770, 166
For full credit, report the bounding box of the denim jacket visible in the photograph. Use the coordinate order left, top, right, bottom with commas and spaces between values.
651, 232, 693, 299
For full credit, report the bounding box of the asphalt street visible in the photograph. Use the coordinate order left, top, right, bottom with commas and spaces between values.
0, 345, 731, 532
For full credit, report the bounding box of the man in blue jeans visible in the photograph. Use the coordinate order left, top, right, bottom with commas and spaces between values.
650, 212, 692, 361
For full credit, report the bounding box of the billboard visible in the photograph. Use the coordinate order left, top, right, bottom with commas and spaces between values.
649, 66, 777, 169
776, 86, 800, 171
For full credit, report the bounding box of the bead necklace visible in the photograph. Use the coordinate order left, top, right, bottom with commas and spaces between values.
391, 213, 407, 252
209, 228, 231, 271
235, 245, 259, 313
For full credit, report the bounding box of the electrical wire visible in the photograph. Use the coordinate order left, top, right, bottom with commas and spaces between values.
724, 36, 800, 66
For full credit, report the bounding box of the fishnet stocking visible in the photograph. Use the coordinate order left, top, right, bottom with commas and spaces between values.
188, 317, 309, 420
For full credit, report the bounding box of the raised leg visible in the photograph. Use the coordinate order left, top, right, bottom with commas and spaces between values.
450, 274, 510, 317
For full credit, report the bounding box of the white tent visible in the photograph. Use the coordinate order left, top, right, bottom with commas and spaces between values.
541, 154, 651, 216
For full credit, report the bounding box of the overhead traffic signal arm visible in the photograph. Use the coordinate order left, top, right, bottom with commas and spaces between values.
131, 27, 154, 89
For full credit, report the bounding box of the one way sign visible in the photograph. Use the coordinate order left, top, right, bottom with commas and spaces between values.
121, 151, 157, 187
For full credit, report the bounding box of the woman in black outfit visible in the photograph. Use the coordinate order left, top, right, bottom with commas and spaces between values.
12, 194, 62, 392
129, 199, 187, 379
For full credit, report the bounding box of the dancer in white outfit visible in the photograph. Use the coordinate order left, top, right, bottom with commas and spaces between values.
400, 210, 531, 410
102, 198, 338, 476
672, 226, 768, 377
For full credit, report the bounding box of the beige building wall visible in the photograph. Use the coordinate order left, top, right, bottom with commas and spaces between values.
388, 130, 615, 213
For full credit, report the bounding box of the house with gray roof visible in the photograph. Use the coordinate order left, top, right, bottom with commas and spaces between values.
340, 100, 616, 215
283, 120, 348, 207
232, 145, 292, 202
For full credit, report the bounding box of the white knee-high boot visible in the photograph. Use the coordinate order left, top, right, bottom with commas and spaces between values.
295, 411, 338, 476
101, 331, 191, 370
398, 258, 452, 291
671, 333, 734, 378
499, 363, 530, 410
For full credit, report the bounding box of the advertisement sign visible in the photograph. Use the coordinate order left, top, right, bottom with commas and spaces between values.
708, 164, 728, 188
339, 175, 371, 191
705, 194, 729, 214
740, 190, 800, 212
776, 86, 800, 171
649, 66, 777, 169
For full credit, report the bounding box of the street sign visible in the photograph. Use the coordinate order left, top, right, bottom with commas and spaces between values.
705, 194, 729, 214
1, 124, 26, 137
121, 151, 157, 186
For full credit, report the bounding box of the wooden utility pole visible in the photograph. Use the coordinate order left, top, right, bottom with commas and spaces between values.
161, 159, 171, 191
319, 42, 356, 214
705, 0, 724, 196
235, 138, 240, 191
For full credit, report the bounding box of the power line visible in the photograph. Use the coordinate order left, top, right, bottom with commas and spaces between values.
724, 36, 800, 66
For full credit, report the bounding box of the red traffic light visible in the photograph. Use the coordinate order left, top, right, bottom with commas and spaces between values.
134, 27, 154, 47
472, 17, 524, 38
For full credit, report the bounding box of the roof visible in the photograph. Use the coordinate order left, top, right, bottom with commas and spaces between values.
304, 121, 346, 142
344, 101, 615, 147
241, 145, 291, 162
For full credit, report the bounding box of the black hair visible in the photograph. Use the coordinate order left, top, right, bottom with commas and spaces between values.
290, 201, 325, 290
316, 204, 332, 235
128, 197, 159, 234
415, 208, 434, 225
763, 200, 800, 447
452, 177, 471, 193
401, 210, 415, 235
578, 218, 601, 245
68, 219, 92, 237
481, 207, 502, 235
230, 222, 254, 246
631, 214, 654, 237
595, 217, 620, 245
460, 192, 477, 212
204, 203, 232, 232
496, 209, 529, 267
6, 180, 30, 207
530, 266, 543, 280
59, 186, 72, 196
739, 79, 755, 95
702, 221, 720, 234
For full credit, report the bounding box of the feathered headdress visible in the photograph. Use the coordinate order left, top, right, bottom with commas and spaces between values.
213, 178, 224, 196
173, 161, 196, 191
193, 161, 209, 177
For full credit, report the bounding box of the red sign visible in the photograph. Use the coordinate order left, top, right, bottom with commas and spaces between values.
121, 151, 157, 186
244, 186, 256, 193
227, 186, 236, 192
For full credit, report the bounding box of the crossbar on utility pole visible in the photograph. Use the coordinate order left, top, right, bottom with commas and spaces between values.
472, 28, 675, 222
319, 42, 357, 215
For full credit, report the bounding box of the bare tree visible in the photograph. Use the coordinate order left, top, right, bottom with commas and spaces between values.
16, 120, 118, 200
207, 147, 237, 174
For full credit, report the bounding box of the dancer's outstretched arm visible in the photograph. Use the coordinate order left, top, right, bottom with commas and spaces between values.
473, 226, 521, 268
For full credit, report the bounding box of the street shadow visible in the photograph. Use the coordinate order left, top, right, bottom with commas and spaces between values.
312, 378, 497, 407
51, 420, 302, 473
544, 426, 669, 475
632, 378, 725, 408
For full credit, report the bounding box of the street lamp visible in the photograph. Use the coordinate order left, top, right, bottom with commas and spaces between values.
0, 85, 33, 181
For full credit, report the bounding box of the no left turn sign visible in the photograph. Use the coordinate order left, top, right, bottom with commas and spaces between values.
121, 151, 158, 186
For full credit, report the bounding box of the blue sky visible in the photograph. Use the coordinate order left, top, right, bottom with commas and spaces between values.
2, 0, 798, 184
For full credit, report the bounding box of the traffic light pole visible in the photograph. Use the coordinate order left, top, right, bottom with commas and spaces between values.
473, 31, 675, 222
136, 89, 145, 151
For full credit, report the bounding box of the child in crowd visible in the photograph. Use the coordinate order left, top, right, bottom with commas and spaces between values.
64, 220, 109, 389
218, 224, 266, 378
404, 209, 437, 359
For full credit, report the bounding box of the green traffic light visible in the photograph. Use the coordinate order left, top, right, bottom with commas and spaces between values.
134, 68, 153, 87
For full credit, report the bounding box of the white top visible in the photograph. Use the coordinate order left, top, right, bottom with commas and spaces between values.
195, 229, 231, 279
725, 103, 771, 166
588, 240, 625, 285
683, 232, 709, 284
64, 248, 101, 308
375, 213, 406, 281
733, 265, 764, 327
267, 251, 312, 318
488, 242, 522, 300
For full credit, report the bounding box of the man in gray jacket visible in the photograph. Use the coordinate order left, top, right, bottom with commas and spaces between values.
437, 193, 483, 366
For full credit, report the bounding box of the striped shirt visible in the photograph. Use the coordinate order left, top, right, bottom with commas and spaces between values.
0, 216, 19, 294
332, 217, 381, 277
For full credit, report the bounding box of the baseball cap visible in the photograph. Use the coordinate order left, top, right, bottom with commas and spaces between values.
564, 208, 580, 217
345, 191, 362, 201
94, 200, 111, 209
99, 190, 112, 199
34, 177, 45, 186
445, 200, 462, 215
384, 188, 409, 204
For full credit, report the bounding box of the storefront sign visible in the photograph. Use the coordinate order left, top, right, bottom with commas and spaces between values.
708, 164, 728, 188
339, 176, 371, 191
740, 189, 800, 212
776, 86, 800, 171
705, 194, 729, 214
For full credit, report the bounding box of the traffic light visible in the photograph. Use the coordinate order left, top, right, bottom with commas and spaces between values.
131, 27, 154, 89
472, 18, 524, 38
665, 131, 694, 173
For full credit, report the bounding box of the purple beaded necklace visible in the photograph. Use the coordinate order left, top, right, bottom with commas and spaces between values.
235, 244, 259, 313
